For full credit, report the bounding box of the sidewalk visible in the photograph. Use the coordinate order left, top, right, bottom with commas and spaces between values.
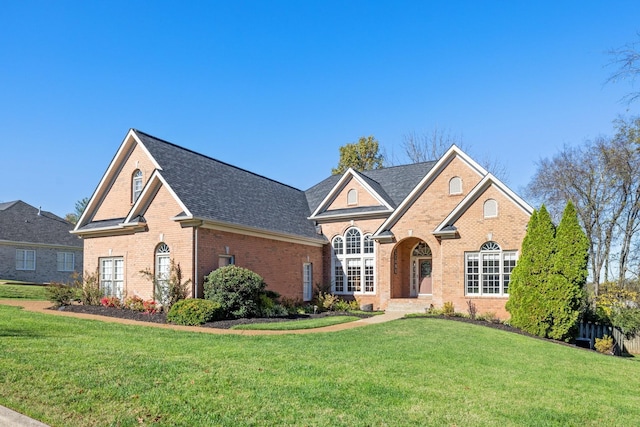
0, 405, 50, 427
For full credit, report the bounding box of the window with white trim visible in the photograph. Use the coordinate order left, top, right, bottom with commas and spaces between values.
155, 243, 170, 304
347, 189, 358, 205
303, 263, 313, 301
132, 169, 143, 203
100, 257, 124, 298
331, 228, 375, 294
483, 199, 498, 218
57, 252, 75, 272
16, 249, 35, 270
449, 176, 462, 195
465, 242, 516, 296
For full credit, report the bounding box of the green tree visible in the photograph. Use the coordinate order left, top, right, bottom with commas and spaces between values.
332, 136, 384, 174
506, 206, 557, 337
546, 201, 589, 340
65, 196, 90, 224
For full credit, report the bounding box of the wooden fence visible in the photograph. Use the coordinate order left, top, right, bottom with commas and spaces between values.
577, 322, 625, 355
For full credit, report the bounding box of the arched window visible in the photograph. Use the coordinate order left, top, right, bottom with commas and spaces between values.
332, 228, 375, 294
465, 241, 516, 296
155, 243, 170, 303
332, 236, 344, 255
132, 169, 143, 203
347, 189, 358, 205
483, 199, 498, 218
412, 242, 432, 257
345, 228, 362, 254
449, 177, 462, 195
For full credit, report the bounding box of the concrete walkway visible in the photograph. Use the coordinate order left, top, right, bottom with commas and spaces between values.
0, 405, 50, 427
0, 299, 408, 426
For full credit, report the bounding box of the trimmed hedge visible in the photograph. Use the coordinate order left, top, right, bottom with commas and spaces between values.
203, 265, 267, 318
167, 299, 223, 326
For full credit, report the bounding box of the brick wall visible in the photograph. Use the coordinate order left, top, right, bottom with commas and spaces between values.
93, 143, 158, 221
83, 185, 194, 300
326, 176, 385, 210
196, 227, 324, 301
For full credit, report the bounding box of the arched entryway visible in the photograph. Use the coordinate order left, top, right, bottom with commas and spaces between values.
390, 238, 433, 298
410, 242, 432, 297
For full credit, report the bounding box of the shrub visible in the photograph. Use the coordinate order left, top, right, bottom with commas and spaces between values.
466, 300, 477, 320
595, 335, 614, 354
46, 283, 77, 307
142, 299, 159, 314
262, 303, 289, 318
477, 312, 500, 323
124, 295, 145, 312
333, 299, 351, 312
100, 296, 121, 308
280, 297, 303, 314
76, 270, 102, 306
203, 265, 267, 318
442, 301, 455, 317
140, 259, 191, 310
317, 292, 339, 311
167, 299, 223, 326
610, 307, 640, 339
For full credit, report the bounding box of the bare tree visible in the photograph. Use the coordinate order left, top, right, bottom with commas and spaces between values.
527, 117, 640, 295
607, 34, 640, 104
400, 127, 509, 181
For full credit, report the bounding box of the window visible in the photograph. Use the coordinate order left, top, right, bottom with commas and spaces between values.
484, 199, 498, 218
57, 252, 75, 272
155, 243, 170, 303
331, 228, 375, 294
303, 263, 313, 301
100, 257, 124, 298
347, 189, 358, 205
218, 255, 235, 268
465, 242, 516, 296
132, 169, 143, 203
16, 249, 35, 270
449, 177, 462, 195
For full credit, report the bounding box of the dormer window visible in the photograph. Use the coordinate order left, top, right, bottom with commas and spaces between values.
483, 199, 498, 218
132, 169, 143, 203
347, 189, 358, 206
449, 177, 462, 195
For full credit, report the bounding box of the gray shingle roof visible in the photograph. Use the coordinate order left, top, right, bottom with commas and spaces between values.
134, 130, 323, 241
305, 161, 436, 214
0, 200, 82, 248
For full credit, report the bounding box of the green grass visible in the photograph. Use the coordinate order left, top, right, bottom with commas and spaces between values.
231, 315, 360, 330
0, 283, 48, 300
1, 305, 639, 426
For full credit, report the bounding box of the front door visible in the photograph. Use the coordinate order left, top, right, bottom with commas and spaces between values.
418, 258, 432, 295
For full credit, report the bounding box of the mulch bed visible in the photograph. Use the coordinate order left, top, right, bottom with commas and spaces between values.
55, 304, 372, 329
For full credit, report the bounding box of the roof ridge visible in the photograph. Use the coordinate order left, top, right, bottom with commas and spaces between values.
133, 129, 304, 193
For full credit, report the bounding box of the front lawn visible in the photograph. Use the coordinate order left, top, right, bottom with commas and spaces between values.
0, 283, 48, 300
230, 315, 360, 330
0, 305, 639, 426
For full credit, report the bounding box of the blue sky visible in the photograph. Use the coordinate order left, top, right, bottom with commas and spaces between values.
1, 1, 638, 218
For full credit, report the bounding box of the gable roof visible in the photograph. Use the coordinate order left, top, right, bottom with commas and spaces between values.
373, 145, 487, 237
76, 130, 324, 243
0, 200, 82, 248
305, 161, 436, 217
433, 173, 534, 236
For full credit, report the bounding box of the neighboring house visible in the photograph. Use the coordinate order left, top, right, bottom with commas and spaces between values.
73, 129, 532, 317
0, 200, 83, 283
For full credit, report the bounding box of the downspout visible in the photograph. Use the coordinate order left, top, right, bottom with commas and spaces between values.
194, 226, 199, 298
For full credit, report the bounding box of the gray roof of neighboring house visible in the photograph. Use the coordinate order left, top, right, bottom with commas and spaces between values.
305, 161, 437, 214
0, 200, 82, 248
134, 130, 323, 241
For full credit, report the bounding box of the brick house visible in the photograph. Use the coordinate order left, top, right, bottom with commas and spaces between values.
73, 129, 532, 317
0, 200, 83, 283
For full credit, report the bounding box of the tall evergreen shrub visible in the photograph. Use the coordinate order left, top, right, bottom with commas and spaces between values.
506, 206, 557, 337
547, 201, 589, 340
203, 265, 267, 318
